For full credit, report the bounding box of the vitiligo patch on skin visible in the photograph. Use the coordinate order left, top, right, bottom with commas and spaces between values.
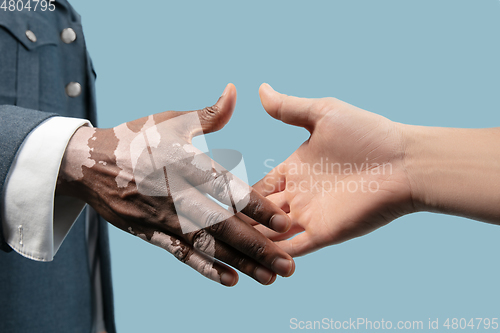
138, 231, 220, 283
59, 108, 259, 285
122, 113, 251, 234
113, 115, 158, 188
60, 126, 96, 181
182, 144, 212, 172
228, 177, 251, 211
210, 158, 251, 211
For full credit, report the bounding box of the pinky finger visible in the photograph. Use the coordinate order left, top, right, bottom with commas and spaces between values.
137, 231, 238, 287
234, 191, 289, 227
254, 222, 303, 242
252, 163, 287, 197
275, 232, 316, 258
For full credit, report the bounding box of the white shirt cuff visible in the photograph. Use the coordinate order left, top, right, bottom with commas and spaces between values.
1, 116, 92, 261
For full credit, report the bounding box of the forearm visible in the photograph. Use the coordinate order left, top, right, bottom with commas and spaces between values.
402, 125, 500, 223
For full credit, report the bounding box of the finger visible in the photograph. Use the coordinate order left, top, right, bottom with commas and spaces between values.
234, 192, 293, 227
136, 230, 239, 286
207, 215, 295, 277
235, 212, 258, 226
237, 192, 289, 227
259, 83, 323, 133
276, 232, 317, 257
265, 192, 289, 213
191, 83, 237, 138
254, 222, 304, 242
149, 84, 236, 142
179, 150, 291, 233
253, 163, 287, 197
207, 177, 291, 233
176, 216, 277, 285
174, 187, 295, 277
235, 209, 300, 241
131, 83, 235, 137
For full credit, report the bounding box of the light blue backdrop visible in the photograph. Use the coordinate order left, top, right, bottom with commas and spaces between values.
70, 1, 500, 332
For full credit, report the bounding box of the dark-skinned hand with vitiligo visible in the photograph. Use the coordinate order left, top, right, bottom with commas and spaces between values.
55, 84, 295, 286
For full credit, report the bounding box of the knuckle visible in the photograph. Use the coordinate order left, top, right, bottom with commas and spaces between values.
247, 241, 267, 262
197, 260, 215, 277
202, 105, 219, 118
315, 100, 337, 119
172, 191, 186, 209
236, 257, 249, 270
245, 198, 265, 222
172, 190, 192, 213
321, 97, 342, 109
170, 243, 192, 264
210, 173, 230, 201
319, 97, 338, 112
205, 218, 228, 235
204, 211, 228, 229
324, 96, 338, 104
191, 230, 214, 253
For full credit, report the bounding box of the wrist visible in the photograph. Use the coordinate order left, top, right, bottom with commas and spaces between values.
56, 126, 106, 202
399, 123, 436, 213
400, 123, 500, 221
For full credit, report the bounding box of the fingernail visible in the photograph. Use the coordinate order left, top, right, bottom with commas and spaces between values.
270, 214, 290, 232
221, 84, 230, 97
255, 267, 273, 285
220, 272, 236, 286
272, 257, 294, 277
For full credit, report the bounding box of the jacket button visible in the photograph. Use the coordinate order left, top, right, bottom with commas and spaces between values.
25, 30, 37, 43
61, 28, 77, 44
65, 82, 82, 97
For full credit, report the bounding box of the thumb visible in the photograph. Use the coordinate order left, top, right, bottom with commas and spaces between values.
192, 83, 237, 138
259, 83, 322, 133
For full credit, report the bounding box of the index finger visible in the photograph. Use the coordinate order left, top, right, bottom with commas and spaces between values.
176, 185, 296, 277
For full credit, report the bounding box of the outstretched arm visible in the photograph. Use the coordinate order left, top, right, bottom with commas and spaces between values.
253, 83, 500, 257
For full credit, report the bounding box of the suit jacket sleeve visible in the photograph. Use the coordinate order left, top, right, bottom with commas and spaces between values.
0, 106, 56, 251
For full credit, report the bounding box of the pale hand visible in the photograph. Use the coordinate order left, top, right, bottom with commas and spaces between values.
253, 84, 415, 257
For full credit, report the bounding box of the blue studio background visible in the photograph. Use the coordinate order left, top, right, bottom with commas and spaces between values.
70, 1, 500, 332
